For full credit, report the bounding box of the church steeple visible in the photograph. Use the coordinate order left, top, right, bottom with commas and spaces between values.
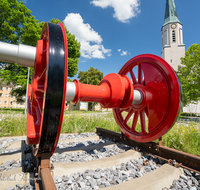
163, 0, 181, 27
161, 0, 185, 71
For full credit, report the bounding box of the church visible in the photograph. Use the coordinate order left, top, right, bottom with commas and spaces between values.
161, 0, 200, 115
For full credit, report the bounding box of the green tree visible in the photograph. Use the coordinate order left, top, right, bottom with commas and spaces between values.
0, 0, 80, 103
78, 67, 104, 85
77, 67, 104, 111
0, 0, 40, 102
177, 44, 200, 106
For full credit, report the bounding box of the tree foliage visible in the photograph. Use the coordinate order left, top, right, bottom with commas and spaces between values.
0, 0, 80, 103
77, 67, 104, 85
77, 67, 104, 110
177, 44, 200, 106
0, 0, 39, 102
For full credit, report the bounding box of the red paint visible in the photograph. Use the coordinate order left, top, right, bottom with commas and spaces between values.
27, 84, 41, 145
27, 37, 47, 146
72, 73, 134, 108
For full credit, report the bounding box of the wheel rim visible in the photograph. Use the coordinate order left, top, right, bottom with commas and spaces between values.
113, 54, 181, 142
27, 23, 68, 156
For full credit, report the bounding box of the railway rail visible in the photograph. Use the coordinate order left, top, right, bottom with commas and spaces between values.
0, 129, 199, 190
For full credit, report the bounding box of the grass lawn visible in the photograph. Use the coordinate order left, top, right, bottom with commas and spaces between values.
0, 110, 199, 156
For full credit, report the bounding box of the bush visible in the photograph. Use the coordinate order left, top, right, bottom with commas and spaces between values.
180, 112, 198, 117
0, 108, 24, 114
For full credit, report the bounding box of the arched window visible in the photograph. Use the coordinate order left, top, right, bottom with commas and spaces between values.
179, 28, 182, 44
172, 30, 176, 42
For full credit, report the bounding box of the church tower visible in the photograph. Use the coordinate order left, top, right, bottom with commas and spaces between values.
161, 0, 185, 70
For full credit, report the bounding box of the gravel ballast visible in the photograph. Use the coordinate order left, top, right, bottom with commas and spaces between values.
162, 168, 200, 190
53, 155, 159, 190
1, 133, 200, 190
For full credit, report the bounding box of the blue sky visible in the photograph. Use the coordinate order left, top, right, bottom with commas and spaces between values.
20, 0, 200, 80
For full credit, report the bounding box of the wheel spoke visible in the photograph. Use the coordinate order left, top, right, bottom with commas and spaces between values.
123, 109, 134, 125
117, 107, 131, 115
138, 63, 143, 84
131, 111, 139, 132
143, 78, 146, 86
37, 67, 47, 82
144, 107, 148, 117
36, 85, 45, 93
35, 106, 41, 126
33, 96, 42, 116
130, 69, 138, 84
117, 108, 124, 115
140, 111, 147, 134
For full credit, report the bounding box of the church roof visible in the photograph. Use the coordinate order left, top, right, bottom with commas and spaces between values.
163, 0, 182, 27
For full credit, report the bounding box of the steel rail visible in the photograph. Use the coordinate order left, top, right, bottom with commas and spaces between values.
96, 127, 200, 174
34, 153, 57, 190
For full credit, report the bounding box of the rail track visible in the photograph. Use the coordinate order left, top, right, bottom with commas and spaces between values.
0, 128, 199, 190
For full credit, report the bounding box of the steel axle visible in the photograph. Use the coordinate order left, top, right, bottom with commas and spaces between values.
0, 41, 143, 106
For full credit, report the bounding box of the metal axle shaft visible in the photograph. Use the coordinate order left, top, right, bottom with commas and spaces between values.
0, 41, 143, 106
0, 42, 35, 68
66, 82, 143, 106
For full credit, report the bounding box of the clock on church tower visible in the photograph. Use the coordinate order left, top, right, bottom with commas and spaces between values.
171, 23, 177, 29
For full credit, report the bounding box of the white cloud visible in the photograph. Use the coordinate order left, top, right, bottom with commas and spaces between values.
121, 51, 128, 56
63, 13, 111, 59
90, 0, 141, 23
118, 49, 129, 56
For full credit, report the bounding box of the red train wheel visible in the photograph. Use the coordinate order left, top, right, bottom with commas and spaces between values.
27, 23, 68, 156
113, 54, 182, 142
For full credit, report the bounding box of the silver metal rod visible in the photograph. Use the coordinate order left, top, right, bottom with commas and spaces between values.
24, 67, 30, 115
66, 82, 76, 101
0, 42, 36, 67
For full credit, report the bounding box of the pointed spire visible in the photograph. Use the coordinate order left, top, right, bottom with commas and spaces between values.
163, 0, 181, 27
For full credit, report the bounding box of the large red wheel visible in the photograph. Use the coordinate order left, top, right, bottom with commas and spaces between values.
113, 54, 182, 142
26, 23, 68, 156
